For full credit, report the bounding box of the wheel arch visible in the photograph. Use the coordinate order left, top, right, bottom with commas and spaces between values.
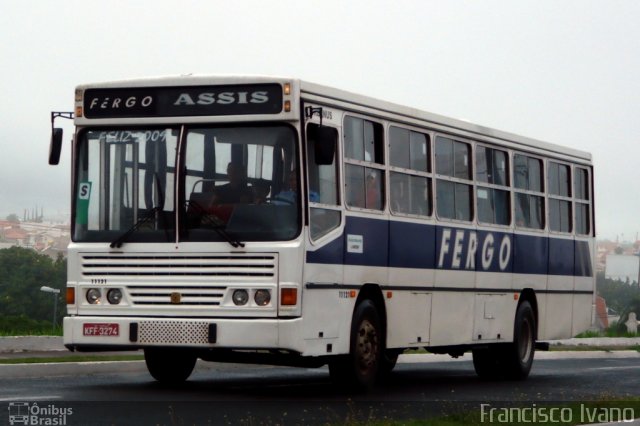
519, 288, 539, 339
354, 284, 388, 343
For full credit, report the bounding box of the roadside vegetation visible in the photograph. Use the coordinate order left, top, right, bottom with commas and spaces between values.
595, 271, 640, 336
0, 247, 66, 335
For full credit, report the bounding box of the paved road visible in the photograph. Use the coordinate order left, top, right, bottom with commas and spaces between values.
1, 353, 639, 425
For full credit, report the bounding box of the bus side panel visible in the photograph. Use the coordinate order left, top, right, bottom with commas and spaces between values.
545, 237, 576, 339
302, 233, 352, 356
386, 291, 432, 347
429, 290, 475, 347
573, 239, 595, 336
343, 216, 388, 288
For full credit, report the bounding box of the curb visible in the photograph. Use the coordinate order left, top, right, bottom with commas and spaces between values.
1, 351, 639, 379
2, 336, 640, 354
0, 336, 66, 353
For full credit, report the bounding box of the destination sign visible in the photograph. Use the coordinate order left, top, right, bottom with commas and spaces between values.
83, 83, 283, 118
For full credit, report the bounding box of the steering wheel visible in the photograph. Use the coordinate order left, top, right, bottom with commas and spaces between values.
262, 197, 295, 205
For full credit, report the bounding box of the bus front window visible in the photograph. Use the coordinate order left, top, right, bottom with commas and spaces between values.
73, 128, 178, 243
183, 125, 301, 242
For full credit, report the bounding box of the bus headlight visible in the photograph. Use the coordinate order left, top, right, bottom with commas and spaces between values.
254, 289, 271, 306
107, 288, 123, 305
232, 289, 249, 306
86, 288, 101, 305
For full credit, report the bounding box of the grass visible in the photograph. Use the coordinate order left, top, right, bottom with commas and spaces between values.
549, 344, 640, 352
0, 326, 63, 337
0, 354, 144, 364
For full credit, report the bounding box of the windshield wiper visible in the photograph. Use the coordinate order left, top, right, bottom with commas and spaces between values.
185, 200, 245, 248
110, 207, 164, 248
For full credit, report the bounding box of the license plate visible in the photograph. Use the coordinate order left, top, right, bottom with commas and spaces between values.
83, 323, 119, 337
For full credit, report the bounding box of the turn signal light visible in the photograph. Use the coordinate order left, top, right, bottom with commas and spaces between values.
281, 288, 297, 306
66, 287, 75, 305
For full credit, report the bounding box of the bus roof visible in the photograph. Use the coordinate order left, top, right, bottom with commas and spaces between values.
77, 74, 591, 163
299, 80, 592, 163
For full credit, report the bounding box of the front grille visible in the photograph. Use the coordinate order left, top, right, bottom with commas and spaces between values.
127, 285, 226, 306
81, 254, 277, 281
80, 253, 278, 309
138, 321, 210, 344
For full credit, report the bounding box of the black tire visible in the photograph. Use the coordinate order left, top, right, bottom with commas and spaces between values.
472, 301, 536, 381
329, 300, 382, 391
144, 348, 197, 384
504, 300, 536, 380
379, 350, 400, 376
472, 346, 501, 380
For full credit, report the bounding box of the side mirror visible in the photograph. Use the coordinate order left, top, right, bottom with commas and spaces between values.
49, 128, 63, 165
314, 126, 337, 165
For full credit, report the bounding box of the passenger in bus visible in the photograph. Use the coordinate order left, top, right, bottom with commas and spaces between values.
274, 171, 299, 204
252, 179, 271, 204
213, 162, 254, 204
365, 172, 381, 210
274, 170, 319, 204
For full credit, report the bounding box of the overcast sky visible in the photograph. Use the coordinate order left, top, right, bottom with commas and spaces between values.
1, 0, 638, 240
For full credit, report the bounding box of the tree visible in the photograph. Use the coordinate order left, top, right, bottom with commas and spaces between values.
0, 247, 66, 330
598, 272, 640, 311
5, 213, 19, 222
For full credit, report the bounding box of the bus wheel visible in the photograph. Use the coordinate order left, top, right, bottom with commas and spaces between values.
504, 300, 536, 380
472, 346, 501, 380
144, 348, 197, 384
329, 300, 382, 390
379, 349, 400, 377
472, 301, 536, 381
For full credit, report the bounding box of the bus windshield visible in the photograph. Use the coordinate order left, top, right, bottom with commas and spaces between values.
183, 125, 300, 242
73, 124, 301, 244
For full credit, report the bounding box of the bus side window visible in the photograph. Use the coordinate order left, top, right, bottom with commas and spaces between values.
344, 116, 385, 211
514, 154, 545, 229
307, 123, 341, 240
435, 136, 472, 221
476, 146, 510, 226
389, 126, 431, 217
548, 161, 572, 233
574, 167, 591, 235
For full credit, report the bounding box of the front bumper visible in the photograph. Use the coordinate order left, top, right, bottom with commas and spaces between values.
64, 316, 303, 352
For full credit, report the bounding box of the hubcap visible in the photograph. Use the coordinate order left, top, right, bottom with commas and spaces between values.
356, 319, 378, 373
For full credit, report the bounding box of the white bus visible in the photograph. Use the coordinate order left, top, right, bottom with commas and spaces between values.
50, 76, 595, 389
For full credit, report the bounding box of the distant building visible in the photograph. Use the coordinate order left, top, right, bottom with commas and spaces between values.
605, 254, 640, 285
0, 219, 70, 258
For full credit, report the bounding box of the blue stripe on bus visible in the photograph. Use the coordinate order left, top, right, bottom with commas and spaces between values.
306, 216, 592, 277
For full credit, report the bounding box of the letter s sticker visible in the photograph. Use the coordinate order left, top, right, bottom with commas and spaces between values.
78, 182, 92, 200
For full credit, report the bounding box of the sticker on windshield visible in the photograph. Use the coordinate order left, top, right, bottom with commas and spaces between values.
76, 181, 92, 225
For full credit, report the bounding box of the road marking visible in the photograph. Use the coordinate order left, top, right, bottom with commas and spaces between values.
0, 395, 62, 402
591, 366, 640, 371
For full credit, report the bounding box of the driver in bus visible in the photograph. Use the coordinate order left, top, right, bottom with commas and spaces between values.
213, 161, 254, 204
